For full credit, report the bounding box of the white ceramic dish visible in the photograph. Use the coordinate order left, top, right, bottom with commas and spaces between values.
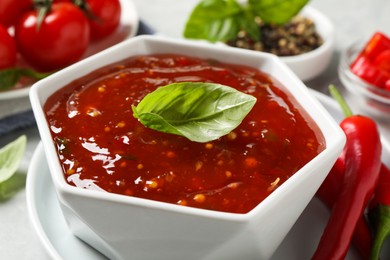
0, 0, 139, 100
29, 35, 345, 260
26, 90, 390, 259
280, 6, 335, 82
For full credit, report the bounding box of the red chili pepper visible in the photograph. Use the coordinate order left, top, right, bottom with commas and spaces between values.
369, 164, 390, 259
316, 151, 345, 208
312, 85, 382, 260
316, 153, 372, 259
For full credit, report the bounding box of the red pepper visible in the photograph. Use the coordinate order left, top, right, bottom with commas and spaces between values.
351, 54, 390, 89
373, 50, 390, 72
316, 157, 344, 208
350, 32, 390, 89
312, 85, 382, 260
369, 164, 390, 259
362, 32, 390, 61
316, 155, 372, 259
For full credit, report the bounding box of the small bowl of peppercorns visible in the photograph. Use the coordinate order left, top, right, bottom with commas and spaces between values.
226, 6, 335, 82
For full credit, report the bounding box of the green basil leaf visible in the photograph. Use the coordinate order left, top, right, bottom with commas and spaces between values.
132, 82, 257, 143
237, 9, 260, 41
248, 0, 309, 25
0, 173, 26, 202
0, 69, 21, 90
183, 0, 245, 42
0, 135, 27, 183
0, 68, 51, 90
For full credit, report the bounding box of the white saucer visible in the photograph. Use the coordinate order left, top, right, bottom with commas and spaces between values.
0, 0, 139, 100
26, 90, 390, 259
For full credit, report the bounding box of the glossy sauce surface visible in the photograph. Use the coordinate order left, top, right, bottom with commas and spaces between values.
44, 54, 325, 214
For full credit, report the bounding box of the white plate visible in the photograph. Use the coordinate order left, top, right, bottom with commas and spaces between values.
26, 90, 390, 259
0, 0, 139, 100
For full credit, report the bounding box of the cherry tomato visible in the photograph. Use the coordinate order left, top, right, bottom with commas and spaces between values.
14, 2, 90, 72
0, 25, 17, 69
86, 0, 121, 41
0, 0, 32, 27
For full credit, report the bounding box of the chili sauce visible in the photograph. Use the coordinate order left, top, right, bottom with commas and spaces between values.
44, 54, 325, 214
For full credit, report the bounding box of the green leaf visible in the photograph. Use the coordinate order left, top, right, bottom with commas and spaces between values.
0, 173, 26, 202
0, 68, 51, 90
183, 0, 246, 42
0, 69, 21, 90
132, 82, 257, 143
236, 8, 260, 41
248, 0, 309, 25
0, 135, 27, 183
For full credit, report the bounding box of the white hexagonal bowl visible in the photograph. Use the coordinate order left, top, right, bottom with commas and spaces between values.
30, 35, 345, 260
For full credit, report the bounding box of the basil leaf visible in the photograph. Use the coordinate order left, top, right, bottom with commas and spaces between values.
237, 9, 260, 41
0, 173, 26, 202
248, 0, 309, 25
183, 0, 246, 42
132, 82, 257, 143
0, 69, 21, 90
0, 135, 27, 183
0, 68, 51, 90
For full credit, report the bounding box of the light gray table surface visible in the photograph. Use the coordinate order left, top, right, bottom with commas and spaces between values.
0, 0, 389, 259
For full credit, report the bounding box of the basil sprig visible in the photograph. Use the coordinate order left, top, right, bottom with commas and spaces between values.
183, 0, 309, 42
132, 82, 256, 143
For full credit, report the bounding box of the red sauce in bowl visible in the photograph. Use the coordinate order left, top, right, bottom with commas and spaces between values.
44, 54, 325, 214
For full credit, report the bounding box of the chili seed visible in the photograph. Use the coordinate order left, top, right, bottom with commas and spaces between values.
146, 180, 158, 189
205, 143, 213, 149
166, 150, 176, 158
227, 131, 237, 140
86, 108, 101, 117
195, 161, 203, 171
193, 194, 206, 203
245, 157, 258, 168
98, 86, 106, 93
120, 161, 127, 168
225, 171, 232, 178
116, 121, 126, 128
177, 199, 187, 206
66, 168, 75, 175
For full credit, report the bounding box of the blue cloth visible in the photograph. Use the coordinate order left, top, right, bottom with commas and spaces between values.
0, 21, 155, 137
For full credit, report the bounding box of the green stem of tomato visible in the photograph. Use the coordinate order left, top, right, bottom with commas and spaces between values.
34, 0, 53, 31
370, 204, 390, 260
329, 84, 353, 117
